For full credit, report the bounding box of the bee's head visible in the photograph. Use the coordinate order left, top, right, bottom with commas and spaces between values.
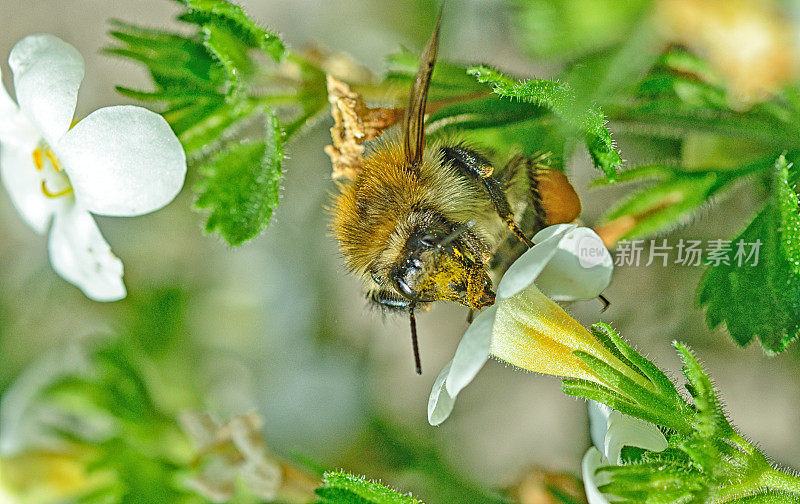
388, 221, 494, 310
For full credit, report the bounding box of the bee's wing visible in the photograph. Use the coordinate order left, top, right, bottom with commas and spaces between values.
403, 10, 442, 168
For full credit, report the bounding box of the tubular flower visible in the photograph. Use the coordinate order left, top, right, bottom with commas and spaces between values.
0, 34, 186, 301
429, 224, 625, 425
582, 401, 668, 504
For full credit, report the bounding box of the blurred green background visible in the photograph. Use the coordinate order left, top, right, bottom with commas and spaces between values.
2, 1, 800, 502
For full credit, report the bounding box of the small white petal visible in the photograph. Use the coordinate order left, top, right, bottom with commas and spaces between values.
445, 305, 496, 397
605, 410, 668, 464
428, 361, 456, 426
588, 400, 613, 453
9, 34, 84, 146
56, 105, 187, 217
582, 448, 612, 504
534, 226, 613, 301
496, 225, 574, 300
0, 136, 61, 234
48, 205, 126, 302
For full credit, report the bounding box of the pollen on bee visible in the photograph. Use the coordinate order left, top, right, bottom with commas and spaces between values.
536, 169, 582, 226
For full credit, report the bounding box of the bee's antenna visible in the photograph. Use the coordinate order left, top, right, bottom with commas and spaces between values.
409, 305, 422, 375
403, 7, 442, 168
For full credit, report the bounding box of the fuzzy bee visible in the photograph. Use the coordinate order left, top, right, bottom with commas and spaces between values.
331, 14, 583, 373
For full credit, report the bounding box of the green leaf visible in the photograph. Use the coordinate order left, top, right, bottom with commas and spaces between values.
107, 20, 223, 96
698, 156, 800, 352
194, 113, 284, 246
316, 472, 426, 504
110, 4, 327, 245
597, 164, 738, 240
606, 49, 800, 147
673, 342, 735, 439
175, 0, 284, 97
176, 0, 285, 60
468, 65, 620, 178
177, 99, 258, 155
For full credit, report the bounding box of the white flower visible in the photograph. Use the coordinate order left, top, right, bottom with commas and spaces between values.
582, 401, 668, 504
0, 34, 186, 301
428, 224, 614, 425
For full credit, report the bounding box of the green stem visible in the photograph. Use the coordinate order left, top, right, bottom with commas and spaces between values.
759, 468, 800, 495
713, 464, 800, 501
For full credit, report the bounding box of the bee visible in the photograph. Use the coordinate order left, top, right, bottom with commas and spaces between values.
331, 13, 585, 374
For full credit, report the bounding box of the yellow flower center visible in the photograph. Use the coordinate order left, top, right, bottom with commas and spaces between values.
32, 147, 73, 199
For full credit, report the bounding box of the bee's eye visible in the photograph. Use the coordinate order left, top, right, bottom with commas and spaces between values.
420, 234, 437, 247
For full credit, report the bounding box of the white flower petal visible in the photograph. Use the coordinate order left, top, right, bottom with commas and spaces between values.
0, 136, 60, 234
588, 400, 613, 453
582, 448, 612, 504
0, 65, 41, 144
428, 361, 456, 426
445, 305, 496, 397
496, 225, 574, 300
48, 205, 126, 302
56, 105, 186, 217
534, 226, 613, 301
605, 410, 668, 464
531, 223, 577, 243
9, 34, 83, 146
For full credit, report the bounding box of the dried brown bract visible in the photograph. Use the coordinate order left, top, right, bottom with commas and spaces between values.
324, 75, 402, 180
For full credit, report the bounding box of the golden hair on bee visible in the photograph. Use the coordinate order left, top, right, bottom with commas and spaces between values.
332, 136, 496, 277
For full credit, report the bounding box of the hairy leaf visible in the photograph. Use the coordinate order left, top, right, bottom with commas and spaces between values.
698, 156, 800, 352
194, 113, 284, 246
177, 0, 285, 60
316, 472, 425, 504
468, 65, 621, 178
111, 1, 325, 245
596, 161, 766, 240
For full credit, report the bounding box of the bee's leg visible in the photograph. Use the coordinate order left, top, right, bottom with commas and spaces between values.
440, 145, 533, 248
506, 154, 548, 232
